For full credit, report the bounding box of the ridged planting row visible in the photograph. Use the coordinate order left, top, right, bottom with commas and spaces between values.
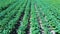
0, 0, 25, 34
0, 0, 22, 20
30, 0, 40, 34
0, 0, 60, 34
35, 0, 60, 34
0, 0, 22, 26
17, 0, 30, 34
35, 2, 51, 34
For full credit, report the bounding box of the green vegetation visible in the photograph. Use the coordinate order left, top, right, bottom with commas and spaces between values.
0, 0, 60, 34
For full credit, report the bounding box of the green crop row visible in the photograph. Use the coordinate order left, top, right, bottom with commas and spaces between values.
35, 0, 60, 34
30, 0, 40, 34
17, 0, 30, 34
0, 0, 24, 34
0, 0, 23, 26
0, 0, 60, 34
0, 1, 19, 20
